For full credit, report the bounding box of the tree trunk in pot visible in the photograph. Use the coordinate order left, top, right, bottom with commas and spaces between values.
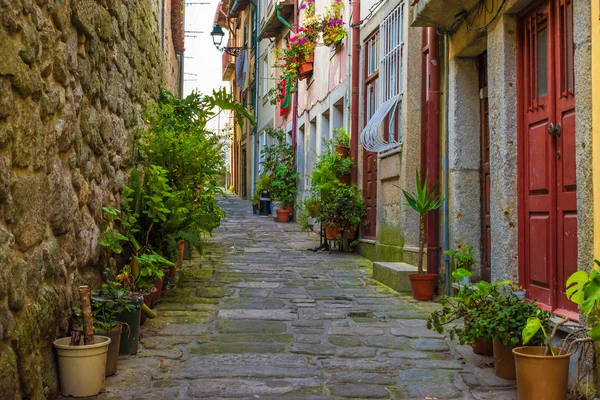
77, 285, 94, 345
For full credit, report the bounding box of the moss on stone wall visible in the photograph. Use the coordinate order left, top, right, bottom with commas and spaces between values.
359, 222, 405, 263
0, 0, 176, 397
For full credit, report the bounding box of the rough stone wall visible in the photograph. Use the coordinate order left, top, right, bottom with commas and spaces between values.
487, 14, 519, 282
447, 56, 483, 277
162, 0, 181, 95
573, 0, 594, 272
0, 0, 173, 398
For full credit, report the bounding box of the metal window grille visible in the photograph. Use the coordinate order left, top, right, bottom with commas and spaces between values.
380, 4, 404, 102
360, 5, 404, 155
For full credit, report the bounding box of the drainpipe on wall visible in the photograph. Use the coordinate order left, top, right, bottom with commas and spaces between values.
425, 27, 441, 276
442, 33, 450, 295
346, 12, 352, 139
349, 0, 360, 184
276, 6, 293, 29
248, 0, 259, 198
291, 0, 298, 150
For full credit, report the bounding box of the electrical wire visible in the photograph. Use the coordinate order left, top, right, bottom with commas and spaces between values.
349, 0, 386, 28
465, 0, 508, 31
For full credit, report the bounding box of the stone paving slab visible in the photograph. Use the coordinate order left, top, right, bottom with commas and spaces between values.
96, 196, 517, 399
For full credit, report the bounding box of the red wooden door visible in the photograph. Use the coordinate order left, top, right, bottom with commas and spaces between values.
479, 53, 491, 283
362, 150, 377, 239
519, 0, 577, 316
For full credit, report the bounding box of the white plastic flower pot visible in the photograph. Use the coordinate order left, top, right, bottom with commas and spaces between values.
53, 335, 111, 397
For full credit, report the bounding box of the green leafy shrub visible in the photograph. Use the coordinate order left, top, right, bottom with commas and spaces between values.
138, 89, 253, 259
445, 244, 477, 273
260, 127, 298, 207
427, 280, 551, 347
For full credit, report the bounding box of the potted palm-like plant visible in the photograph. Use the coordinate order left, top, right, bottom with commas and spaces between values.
402, 170, 444, 300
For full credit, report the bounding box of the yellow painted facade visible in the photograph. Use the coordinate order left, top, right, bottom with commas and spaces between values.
593, 0, 600, 258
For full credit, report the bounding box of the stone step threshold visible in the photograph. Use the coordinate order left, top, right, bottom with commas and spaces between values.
372, 262, 417, 293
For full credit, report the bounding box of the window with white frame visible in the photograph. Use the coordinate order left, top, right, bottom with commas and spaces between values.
365, 31, 379, 122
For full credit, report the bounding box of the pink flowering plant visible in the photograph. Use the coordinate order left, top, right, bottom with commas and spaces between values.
322, 0, 347, 46
270, 0, 347, 103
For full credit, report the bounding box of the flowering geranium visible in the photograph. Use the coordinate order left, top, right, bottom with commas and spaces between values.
322, 0, 347, 46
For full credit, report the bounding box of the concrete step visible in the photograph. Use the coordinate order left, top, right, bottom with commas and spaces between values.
372, 262, 418, 293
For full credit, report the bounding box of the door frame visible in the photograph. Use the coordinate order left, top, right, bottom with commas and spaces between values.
516, 0, 578, 319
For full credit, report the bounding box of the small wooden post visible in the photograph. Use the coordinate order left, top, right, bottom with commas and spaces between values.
78, 285, 94, 345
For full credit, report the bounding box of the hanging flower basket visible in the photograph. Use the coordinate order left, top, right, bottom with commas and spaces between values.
298, 54, 314, 80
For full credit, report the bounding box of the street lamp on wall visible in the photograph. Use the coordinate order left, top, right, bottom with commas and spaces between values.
210, 25, 245, 57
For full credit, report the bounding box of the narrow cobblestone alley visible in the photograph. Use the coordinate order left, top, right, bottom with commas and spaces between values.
97, 196, 517, 399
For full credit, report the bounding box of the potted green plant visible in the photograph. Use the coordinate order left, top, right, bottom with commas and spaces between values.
273, 162, 300, 222
321, 0, 348, 47
507, 281, 526, 299
89, 269, 141, 375
489, 294, 552, 379
427, 279, 506, 357
513, 315, 573, 399
332, 128, 350, 158
402, 170, 444, 300
54, 286, 111, 397
509, 264, 600, 399
259, 128, 299, 222
320, 182, 365, 247
444, 244, 476, 285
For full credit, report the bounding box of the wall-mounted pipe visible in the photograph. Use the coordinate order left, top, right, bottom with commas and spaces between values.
248, 0, 259, 198
425, 27, 441, 276
442, 33, 450, 295
277, 5, 293, 29
350, 0, 360, 184
291, 0, 298, 151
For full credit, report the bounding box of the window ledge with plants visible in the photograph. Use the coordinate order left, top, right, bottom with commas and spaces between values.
267, 0, 348, 109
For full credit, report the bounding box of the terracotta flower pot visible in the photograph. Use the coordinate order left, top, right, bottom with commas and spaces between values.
343, 227, 356, 240
513, 346, 571, 399
325, 226, 339, 239
169, 264, 177, 279
472, 337, 494, 356
298, 55, 314, 80
335, 145, 350, 158
408, 273, 438, 301
140, 288, 156, 325
153, 276, 164, 305
276, 208, 290, 223
178, 240, 185, 259
492, 338, 516, 379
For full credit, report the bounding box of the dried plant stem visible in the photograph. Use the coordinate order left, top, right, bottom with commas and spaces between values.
78, 285, 94, 345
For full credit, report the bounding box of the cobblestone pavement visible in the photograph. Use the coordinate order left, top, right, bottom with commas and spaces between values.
99, 196, 517, 399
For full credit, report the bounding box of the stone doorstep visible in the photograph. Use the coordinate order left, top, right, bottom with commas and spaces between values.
372, 262, 418, 293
